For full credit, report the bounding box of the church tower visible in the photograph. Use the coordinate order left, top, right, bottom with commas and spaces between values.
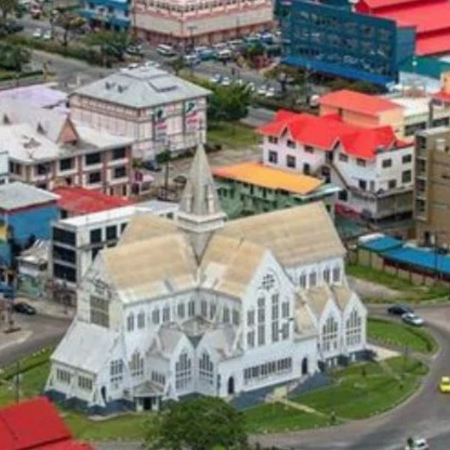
177, 144, 226, 260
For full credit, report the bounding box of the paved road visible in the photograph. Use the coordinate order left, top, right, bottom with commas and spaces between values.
0, 313, 70, 368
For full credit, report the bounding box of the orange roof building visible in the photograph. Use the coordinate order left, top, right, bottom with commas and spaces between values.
213, 162, 340, 218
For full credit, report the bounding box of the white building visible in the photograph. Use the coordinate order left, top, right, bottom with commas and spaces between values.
46, 145, 367, 413
259, 110, 415, 221
70, 66, 211, 161
0, 100, 134, 196
50, 200, 179, 294
134, 0, 273, 45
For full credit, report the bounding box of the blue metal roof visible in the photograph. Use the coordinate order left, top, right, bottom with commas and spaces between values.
384, 247, 450, 275
360, 236, 403, 253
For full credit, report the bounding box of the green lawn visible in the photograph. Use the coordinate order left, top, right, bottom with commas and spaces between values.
244, 403, 330, 433
207, 122, 259, 148
347, 264, 449, 303
293, 357, 427, 420
368, 318, 437, 354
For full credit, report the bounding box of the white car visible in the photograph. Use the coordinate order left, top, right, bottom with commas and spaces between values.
209, 74, 222, 84
257, 85, 268, 96
402, 312, 424, 327
144, 60, 161, 68
221, 76, 231, 86
405, 437, 429, 450
43, 30, 52, 40
265, 87, 277, 98
245, 82, 256, 92
32, 28, 42, 39
127, 63, 140, 70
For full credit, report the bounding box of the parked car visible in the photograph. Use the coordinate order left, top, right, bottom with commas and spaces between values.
184, 53, 200, 66
194, 46, 214, 60
439, 376, 450, 393
144, 160, 161, 172
126, 44, 143, 56
265, 86, 277, 98
13, 302, 37, 315
405, 437, 429, 450
257, 85, 268, 96
43, 30, 52, 40
144, 60, 161, 68
221, 76, 231, 86
402, 312, 424, 327
209, 73, 222, 84
32, 28, 42, 39
5, 21, 24, 33
216, 48, 233, 61
387, 304, 413, 316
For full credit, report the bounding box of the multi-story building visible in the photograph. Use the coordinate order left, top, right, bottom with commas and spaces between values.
283, 0, 415, 85
46, 145, 367, 413
50, 200, 179, 295
213, 161, 340, 219
79, 0, 131, 32
0, 182, 59, 278
0, 100, 133, 196
134, 0, 272, 45
70, 66, 211, 160
414, 127, 450, 248
259, 110, 414, 221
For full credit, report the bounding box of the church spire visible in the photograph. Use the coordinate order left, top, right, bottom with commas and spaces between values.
177, 144, 226, 259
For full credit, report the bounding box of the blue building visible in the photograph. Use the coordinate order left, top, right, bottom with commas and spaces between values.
0, 183, 59, 274
282, 0, 415, 86
79, 0, 131, 32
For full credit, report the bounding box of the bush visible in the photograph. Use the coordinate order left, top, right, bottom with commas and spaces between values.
3, 35, 102, 65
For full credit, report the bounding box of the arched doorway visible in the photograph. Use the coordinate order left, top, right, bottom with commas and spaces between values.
227, 376, 235, 395
301, 357, 308, 376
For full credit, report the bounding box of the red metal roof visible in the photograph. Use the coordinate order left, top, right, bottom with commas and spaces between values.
258, 109, 407, 160
0, 397, 93, 450
432, 89, 450, 103
318, 90, 401, 116
53, 187, 134, 216
358, 0, 450, 55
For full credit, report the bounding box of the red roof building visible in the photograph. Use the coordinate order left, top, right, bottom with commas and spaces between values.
258, 110, 407, 160
53, 186, 134, 218
0, 397, 93, 450
356, 0, 450, 56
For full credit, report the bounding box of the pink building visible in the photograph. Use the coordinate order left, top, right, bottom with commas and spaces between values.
134, 0, 273, 45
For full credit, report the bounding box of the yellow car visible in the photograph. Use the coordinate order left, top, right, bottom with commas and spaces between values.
439, 376, 450, 393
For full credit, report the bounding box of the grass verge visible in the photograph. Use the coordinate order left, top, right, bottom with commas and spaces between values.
208, 122, 259, 148
293, 357, 427, 421
368, 318, 437, 354
347, 264, 449, 303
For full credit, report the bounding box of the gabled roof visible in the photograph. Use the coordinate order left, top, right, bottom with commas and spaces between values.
357, 0, 424, 11
213, 162, 323, 195
330, 285, 354, 311
200, 234, 267, 299
305, 286, 331, 319
0, 397, 93, 450
258, 109, 407, 160
221, 202, 345, 267
51, 321, 117, 374
102, 233, 198, 303
0, 182, 59, 211
318, 90, 401, 116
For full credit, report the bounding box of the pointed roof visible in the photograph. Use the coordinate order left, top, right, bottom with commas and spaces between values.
179, 144, 223, 217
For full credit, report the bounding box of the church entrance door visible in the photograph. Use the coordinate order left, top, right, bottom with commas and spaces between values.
227, 376, 235, 395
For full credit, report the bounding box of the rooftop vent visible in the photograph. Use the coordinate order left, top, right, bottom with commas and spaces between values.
117, 84, 128, 93
105, 81, 116, 90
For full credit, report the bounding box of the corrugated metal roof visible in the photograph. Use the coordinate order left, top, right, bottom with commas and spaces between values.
0, 182, 59, 211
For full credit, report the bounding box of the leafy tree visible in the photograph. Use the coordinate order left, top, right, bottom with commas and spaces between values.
84, 30, 130, 64
0, 0, 17, 19
208, 83, 251, 123
145, 397, 248, 450
169, 56, 185, 76
0, 42, 30, 72
55, 10, 85, 49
